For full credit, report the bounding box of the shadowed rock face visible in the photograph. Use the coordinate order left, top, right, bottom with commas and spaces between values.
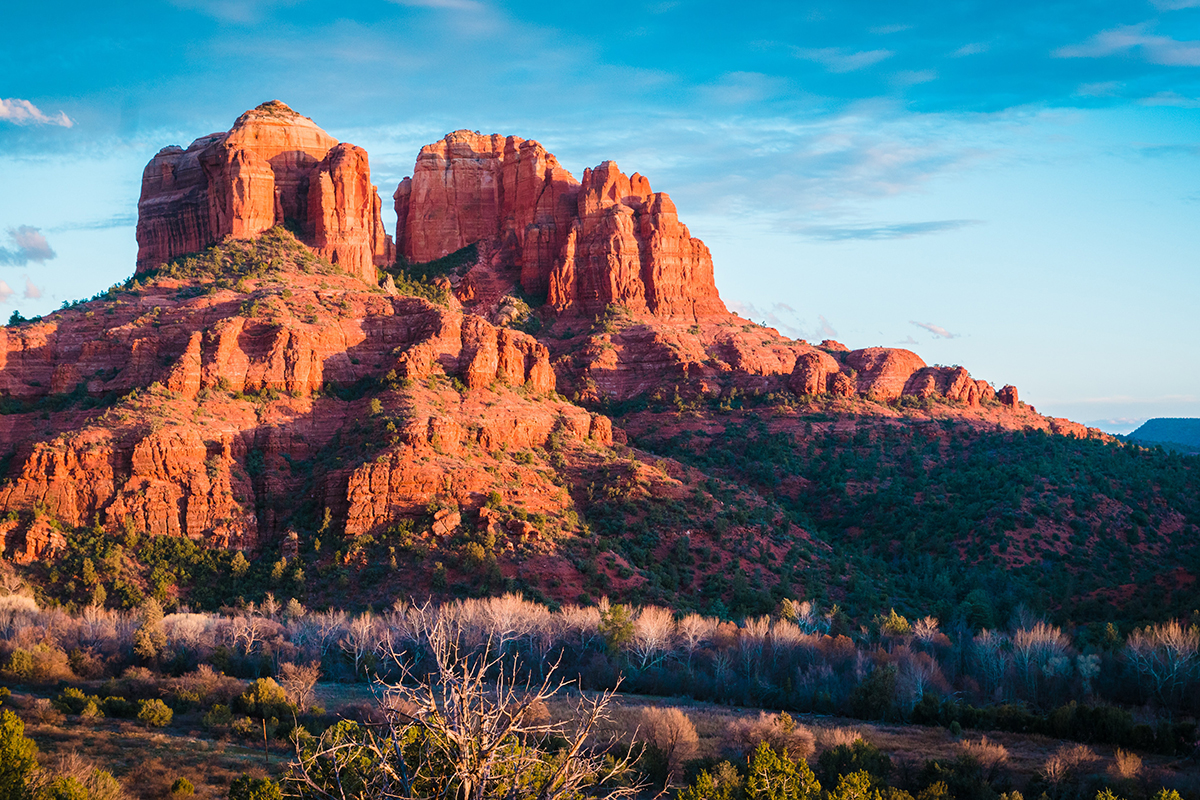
135, 101, 393, 280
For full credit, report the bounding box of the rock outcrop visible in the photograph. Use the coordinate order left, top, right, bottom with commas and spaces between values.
394, 131, 580, 297
843, 347, 927, 400
394, 136, 727, 319
547, 161, 727, 318
136, 101, 393, 280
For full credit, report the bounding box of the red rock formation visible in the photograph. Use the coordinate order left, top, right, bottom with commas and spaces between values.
395, 131, 580, 297
136, 101, 393, 279
998, 385, 1019, 409
844, 347, 927, 400
902, 366, 981, 406
788, 350, 842, 396
547, 161, 727, 319
309, 143, 396, 281
395, 136, 727, 319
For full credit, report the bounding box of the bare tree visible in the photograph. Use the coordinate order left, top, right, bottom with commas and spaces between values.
640, 706, 699, 779
971, 629, 1010, 701
279, 661, 322, 712
739, 616, 771, 678
630, 606, 675, 669
913, 616, 941, 645
1011, 622, 1069, 705
341, 613, 380, 677
288, 609, 642, 800
229, 615, 267, 657
677, 613, 717, 670
1126, 620, 1199, 709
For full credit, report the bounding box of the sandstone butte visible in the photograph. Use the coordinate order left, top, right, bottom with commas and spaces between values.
0, 102, 1105, 567
136, 100, 394, 281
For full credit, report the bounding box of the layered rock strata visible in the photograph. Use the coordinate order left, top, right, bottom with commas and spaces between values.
136, 101, 393, 280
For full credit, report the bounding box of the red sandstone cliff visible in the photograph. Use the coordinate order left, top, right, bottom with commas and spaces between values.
136, 101, 393, 281
394, 135, 728, 320
394, 131, 580, 298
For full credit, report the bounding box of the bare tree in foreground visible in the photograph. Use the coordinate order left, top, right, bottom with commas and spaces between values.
288, 608, 642, 800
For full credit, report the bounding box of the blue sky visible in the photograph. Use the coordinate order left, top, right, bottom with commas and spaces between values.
2, 0, 1198, 431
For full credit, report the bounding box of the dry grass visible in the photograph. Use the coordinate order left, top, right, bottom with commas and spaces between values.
815, 726, 865, 752
1041, 744, 1098, 785
17, 699, 285, 800
1108, 748, 1143, 781
722, 711, 815, 761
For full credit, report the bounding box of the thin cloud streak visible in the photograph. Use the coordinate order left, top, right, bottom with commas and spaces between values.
796, 219, 981, 241
790, 46, 894, 73
0, 98, 73, 128
911, 321, 958, 339
49, 213, 137, 232
387, 0, 485, 8
1055, 25, 1200, 67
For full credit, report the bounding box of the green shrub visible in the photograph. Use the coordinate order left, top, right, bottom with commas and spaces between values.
100, 696, 137, 719
818, 740, 892, 787
228, 775, 282, 800
170, 778, 195, 796
0, 710, 39, 800
202, 704, 233, 729
746, 741, 821, 800
38, 777, 89, 800
137, 698, 173, 727
237, 678, 293, 720
53, 687, 91, 715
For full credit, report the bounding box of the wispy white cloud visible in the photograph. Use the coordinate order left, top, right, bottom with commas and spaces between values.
911, 320, 957, 339
1151, 0, 1200, 10
387, 0, 485, 10
0, 281, 14, 304
1055, 25, 1200, 67
1139, 91, 1200, 107
22, 276, 42, 300
796, 219, 981, 241
1136, 143, 1200, 157
726, 301, 838, 341
951, 42, 988, 57
48, 213, 137, 232
0, 98, 73, 128
0, 226, 56, 266
791, 46, 893, 73
870, 24, 912, 35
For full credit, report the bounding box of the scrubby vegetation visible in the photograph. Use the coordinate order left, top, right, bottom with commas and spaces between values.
1, 572, 1197, 799
629, 417, 1200, 625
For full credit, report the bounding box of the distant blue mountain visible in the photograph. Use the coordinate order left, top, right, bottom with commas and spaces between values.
1129, 418, 1200, 453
